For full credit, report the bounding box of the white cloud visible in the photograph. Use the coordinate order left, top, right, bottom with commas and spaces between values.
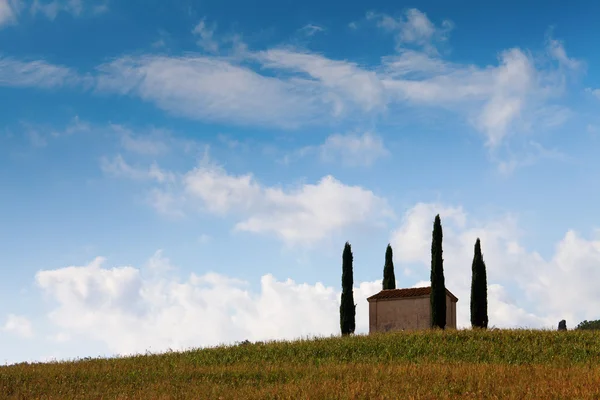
2, 8, 581, 150
19, 116, 90, 147
192, 18, 219, 53
546, 37, 581, 71
390, 202, 600, 329
495, 141, 567, 175
0, 0, 21, 27
367, 9, 454, 54
182, 160, 392, 245
282, 132, 388, 167
112, 124, 170, 155
100, 155, 176, 183
51, 115, 90, 137
103, 155, 392, 246
31, 0, 61, 19
0, 57, 81, 88
197, 234, 211, 244
3, 314, 34, 338
91, 0, 106, 14
319, 132, 389, 166
257, 48, 387, 114
232, 175, 391, 245
34, 254, 381, 356
30, 202, 600, 360
147, 188, 185, 218
299, 24, 324, 37
586, 87, 600, 100
183, 162, 261, 215
26, 129, 48, 147
94, 55, 328, 129
30, 0, 105, 20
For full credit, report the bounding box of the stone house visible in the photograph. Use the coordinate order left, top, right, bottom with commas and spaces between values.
367, 286, 458, 333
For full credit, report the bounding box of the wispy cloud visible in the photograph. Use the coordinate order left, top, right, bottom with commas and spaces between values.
0, 57, 82, 88
192, 18, 219, 53
0, 8, 582, 151
30, 0, 107, 20
0, 0, 21, 27
112, 124, 171, 156
586, 87, 600, 99
495, 141, 568, 175
100, 155, 176, 184
320, 132, 389, 166
20, 116, 90, 147
2, 314, 34, 338
94, 55, 329, 128
283, 132, 389, 167
367, 8, 454, 55
298, 24, 324, 37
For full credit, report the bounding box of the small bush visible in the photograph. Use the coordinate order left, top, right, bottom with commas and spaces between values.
575, 319, 600, 330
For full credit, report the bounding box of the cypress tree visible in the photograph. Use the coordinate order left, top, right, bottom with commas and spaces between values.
430, 214, 446, 329
382, 244, 396, 290
340, 241, 356, 336
470, 238, 488, 329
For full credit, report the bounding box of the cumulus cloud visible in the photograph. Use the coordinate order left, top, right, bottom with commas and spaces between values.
390, 202, 600, 328
230, 175, 391, 244
182, 161, 393, 245
2, 314, 34, 338
30, 200, 600, 360
34, 255, 381, 356
102, 154, 392, 246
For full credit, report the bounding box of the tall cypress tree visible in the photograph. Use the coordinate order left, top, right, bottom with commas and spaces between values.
382, 244, 396, 290
340, 241, 356, 336
430, 214, 446, 329
470, 238, 489, 329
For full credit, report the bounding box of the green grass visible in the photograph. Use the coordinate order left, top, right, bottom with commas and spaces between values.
116, 329, 600, 366
2, 329, 600, 399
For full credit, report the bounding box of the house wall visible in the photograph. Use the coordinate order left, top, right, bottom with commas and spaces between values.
369, 293, 457, 333
369, 296, 431, 333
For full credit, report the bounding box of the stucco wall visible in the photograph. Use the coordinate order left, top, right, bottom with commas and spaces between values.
369, 294, 457, 333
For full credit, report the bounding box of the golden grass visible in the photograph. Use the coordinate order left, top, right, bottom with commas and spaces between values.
2, 329, 600, 399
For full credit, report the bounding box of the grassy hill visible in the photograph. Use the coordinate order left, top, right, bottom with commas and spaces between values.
2, 329, 600, 399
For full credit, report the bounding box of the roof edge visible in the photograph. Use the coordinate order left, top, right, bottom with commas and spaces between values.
367, 286, 459, 302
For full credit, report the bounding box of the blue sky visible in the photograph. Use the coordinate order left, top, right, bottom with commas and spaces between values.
2, 0, 600, 364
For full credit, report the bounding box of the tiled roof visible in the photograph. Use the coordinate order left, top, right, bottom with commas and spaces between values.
366, 286, 458, 302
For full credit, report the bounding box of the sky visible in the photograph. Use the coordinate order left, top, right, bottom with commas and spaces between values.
1, 0, 600, 365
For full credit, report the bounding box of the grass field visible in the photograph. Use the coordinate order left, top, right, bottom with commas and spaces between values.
2, 329, 600, 399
